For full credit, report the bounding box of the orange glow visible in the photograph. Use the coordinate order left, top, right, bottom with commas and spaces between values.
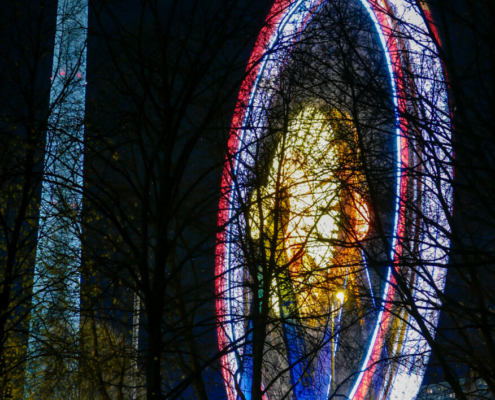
251, 107, 369, 321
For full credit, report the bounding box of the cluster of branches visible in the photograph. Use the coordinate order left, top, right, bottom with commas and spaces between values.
220, 2, 397, 397
0, 0, 493, 399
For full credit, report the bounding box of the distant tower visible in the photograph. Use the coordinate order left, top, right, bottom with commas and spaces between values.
25, 0, 88, 395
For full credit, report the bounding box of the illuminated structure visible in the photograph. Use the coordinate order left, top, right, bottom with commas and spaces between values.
250, 107, 369, 322
216, 0, 452, 399
25, 0, 88, 394
248, 107, 370, 398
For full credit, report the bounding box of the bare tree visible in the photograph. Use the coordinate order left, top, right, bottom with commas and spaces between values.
389, 0, 495, 398
73, 0, 270, 399
3, 0, 492, 399
216, 1, 406, 399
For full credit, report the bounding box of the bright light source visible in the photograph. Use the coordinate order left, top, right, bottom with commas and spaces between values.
250, 107, 368, 320
336, 291, 345, 303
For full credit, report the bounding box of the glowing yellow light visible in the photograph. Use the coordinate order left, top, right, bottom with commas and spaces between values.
250, 106, 369, 322
336, 291, 345, 303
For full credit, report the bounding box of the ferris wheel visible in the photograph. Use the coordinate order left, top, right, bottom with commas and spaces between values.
215, 1, 452, 399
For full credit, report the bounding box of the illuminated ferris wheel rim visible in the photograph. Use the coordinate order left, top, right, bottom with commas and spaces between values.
215, 0, 452, 399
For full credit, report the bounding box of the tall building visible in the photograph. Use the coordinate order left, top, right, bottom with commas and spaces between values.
24, 0, 88, 395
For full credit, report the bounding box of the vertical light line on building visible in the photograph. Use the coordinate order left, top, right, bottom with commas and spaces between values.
25, 0, 88, 394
